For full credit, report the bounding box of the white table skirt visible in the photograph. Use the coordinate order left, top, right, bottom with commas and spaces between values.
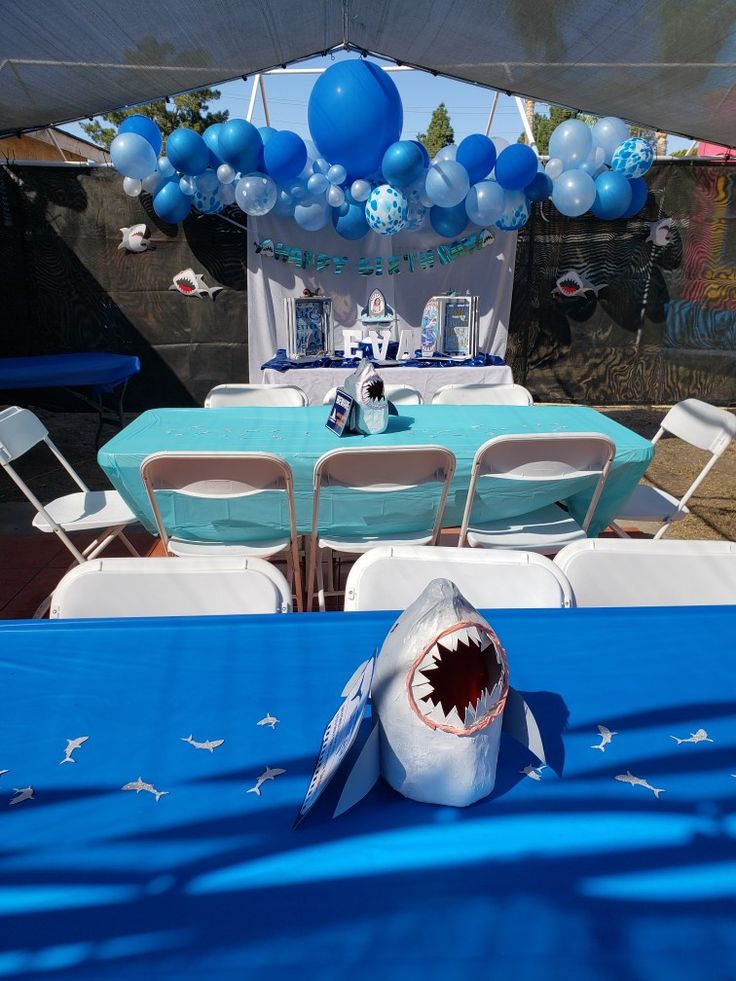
261, 364, 513, 405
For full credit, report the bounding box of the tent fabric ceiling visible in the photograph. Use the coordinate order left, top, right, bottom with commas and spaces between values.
1, 0, 735, 146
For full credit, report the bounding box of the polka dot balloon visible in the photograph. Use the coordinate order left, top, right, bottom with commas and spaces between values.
365, 184, 408, 235
610, 137, 654, 179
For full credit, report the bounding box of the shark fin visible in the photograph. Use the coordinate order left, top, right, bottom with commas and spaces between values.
502, 687, 546, 765
333, 723, 381, 818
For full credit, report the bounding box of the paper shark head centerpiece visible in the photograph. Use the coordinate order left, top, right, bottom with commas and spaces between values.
341, 358, 389, 436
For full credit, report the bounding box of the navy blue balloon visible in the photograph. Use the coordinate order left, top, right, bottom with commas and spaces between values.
219, 119, 263, 174
429, 202, 469, 238
263, 131, 307, 185
621, 176, 649, 217
524, 171, 553, 202
202, 124, 224, 167
494, 144, 539, 190
411, 140, 430, 168
456, 134, 497, 183
308, 60, 403, 181
166, 129, 210, 176
333, 201, 370, 240
591, 170, 632, 219
382, 141, 425, 187
119, 115, 162, 156
153, 179, 192, 223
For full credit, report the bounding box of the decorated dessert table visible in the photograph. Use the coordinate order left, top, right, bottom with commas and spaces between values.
1, 605, 735, 978
98, 404, 653, 540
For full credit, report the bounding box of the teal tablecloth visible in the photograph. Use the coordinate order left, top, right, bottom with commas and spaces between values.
98, 405, 653, 540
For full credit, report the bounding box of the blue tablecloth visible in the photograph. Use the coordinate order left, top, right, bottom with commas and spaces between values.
98, 405, 653, 540
1, 606, 735, 978
0, 353, 141, 394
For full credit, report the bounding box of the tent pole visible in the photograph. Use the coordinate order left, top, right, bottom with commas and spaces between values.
259, 76, 271, 126
514, 96, 538, 153
484, 92, 499, 136
246, 74, 261, 122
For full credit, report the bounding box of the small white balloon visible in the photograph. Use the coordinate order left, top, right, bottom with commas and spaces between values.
545, 157, 564, 180
217, 163, 237, 184
142, 170, 164, 194
179, 176, 196, 196
326, 184, 345, 207
157, 156, 175, 178
350, 179, 372, 203
122, 176, 142, 197
327, 164, 347, 186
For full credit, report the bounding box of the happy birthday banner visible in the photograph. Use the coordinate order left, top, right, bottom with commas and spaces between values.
254, 227, 495, 275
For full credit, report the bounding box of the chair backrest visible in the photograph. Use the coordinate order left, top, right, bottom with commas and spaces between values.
205, 383, 308, 407
554, 539, 736, 607
432, 383, 533, 406
323, 383, 423, 405
344, 545, 573, 610
140, 451, 297, 551
459, 432, 616, 543
312, 445, 456, 543
50, 556, 292, 617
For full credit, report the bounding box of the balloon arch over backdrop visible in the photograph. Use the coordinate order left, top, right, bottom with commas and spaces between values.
111, 59, 654, 238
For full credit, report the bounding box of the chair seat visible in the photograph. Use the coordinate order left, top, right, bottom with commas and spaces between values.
32, 490, 136, 532
614, 482, 688, 523
166, 538, 290, 559
318, 531, 434, 554
466, 503, 588, 553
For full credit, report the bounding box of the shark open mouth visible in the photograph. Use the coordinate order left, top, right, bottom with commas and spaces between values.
359, 372, 385, 405
407, 621, 508, 735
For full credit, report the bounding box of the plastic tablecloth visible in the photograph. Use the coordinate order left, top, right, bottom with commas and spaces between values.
98, 404, 653, 540
0, 353, 141, 394
1, 606, 735, 978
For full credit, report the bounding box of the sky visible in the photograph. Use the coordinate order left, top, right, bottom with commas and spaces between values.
59, 50, 692, 155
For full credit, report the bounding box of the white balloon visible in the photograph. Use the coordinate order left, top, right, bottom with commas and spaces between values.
350, 179, 372, 203
142, 169, 164, 194
326, 184, 345, 207
179, 176, 196, 196
122, 176, 142, 197
157, 156, 175, 178
217, 163, 237, 184
545, 157, 564, 180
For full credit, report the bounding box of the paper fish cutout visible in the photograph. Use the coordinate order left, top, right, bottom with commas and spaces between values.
310, 579, 546, 817
670, 728, 713, 745
591, 724, 618, 752
552, 270, 605, 298
181, 734, 225, 752
479, 228, 495, 249
615, 771, 665, 798
121, 777, 169, 802
9, 786, 34, 806
247, 766, 286, 796
118, 223, 150, 253
257, 714, 279, 730
60, 735, 89, 764
647, 218, 674, 247
169, 268, 223, 300
340, 359, 389, 435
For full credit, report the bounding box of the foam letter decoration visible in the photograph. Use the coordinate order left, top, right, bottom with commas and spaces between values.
342, 329, 364, 359
367, 329, 392, 360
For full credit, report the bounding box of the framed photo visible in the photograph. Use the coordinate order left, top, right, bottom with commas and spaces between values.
285, 297, 332, 359
360, 288, 395, 327
441, 296, 478, 357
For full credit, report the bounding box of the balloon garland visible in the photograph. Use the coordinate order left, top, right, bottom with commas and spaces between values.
113, 60, 654, 237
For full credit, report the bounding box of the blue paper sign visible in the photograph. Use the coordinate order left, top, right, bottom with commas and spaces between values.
325, 389, 354, 437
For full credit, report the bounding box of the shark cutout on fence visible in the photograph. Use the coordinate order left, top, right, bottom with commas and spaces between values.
296, 579, 547, 824
339, 359, 390, 436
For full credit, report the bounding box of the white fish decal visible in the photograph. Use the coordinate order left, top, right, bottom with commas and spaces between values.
118, 223, 150, 253
257, 714, 279, 730
552, 270, 605, 297
169, 268, 223, 300
246, 766, 286, 796
521, 764, 547, 781
9, 786, 34, 806
60, 735, 89, 765
647, 218, 673, 247
181, 734, 225, 752
615, 771, 665, 799
121, 777, 169, 802
670, 728, 713, 745
0, 769, 8, 777
591, 724, 618, 752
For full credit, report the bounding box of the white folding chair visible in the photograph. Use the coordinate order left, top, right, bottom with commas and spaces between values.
458, 432, 616, 555
612, 399, 736, 539
344, 545, 573, 610
306, 445, 456, 611
205, 383, 308, 407
554, 538, 736, 607
0, 405, 140, 570
432, 383, 533, 406
322, 383, 423, 405
50, 556, 292, 618
140, 451, 303, 611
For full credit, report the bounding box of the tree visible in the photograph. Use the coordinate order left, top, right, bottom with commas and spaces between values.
518, 105, 579, 153
81, 88, 229, 151
417, 104, 455, 159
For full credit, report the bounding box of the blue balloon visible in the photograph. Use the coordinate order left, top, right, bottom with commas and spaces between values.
259, 126, 277, 145
166, 129, 210, 176
110, 132, 158, 179
119, 115, 162, 156
263, 131, 307, 185
365, 184, 408, 235
621, 176, 649, 217
294, 199, 330, 232
429, 202, 468, 238
202, 124, 224, 167
381, 141, 425, 188
496, 190, 530, 231
456, 134, 497, 183
524, 171, 553, 202
218, 119, 263, 174
308, 60, 403, 181
494, 144, 538, 190
425, 160, 470, 208
591, 171, 632, 219
272, 190, 296, 217
333, 201, 370, 240
152, 179, 192, 223
551, 169, 596, 217
610, 137, 654, 179
410, 140, 431, 168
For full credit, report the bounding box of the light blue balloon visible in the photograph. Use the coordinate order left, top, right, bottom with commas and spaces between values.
234, 173, 278, 216
365, 184, 408, 235
495, 190, 530, 231
294, 199, 330, 232
142, 169, 166, 194
425, 160, 470, 208
548, 119, 593, 169
404, 198, 427, 231
435, 144, 457, 162
193, 184, 224, 215
307, 173, 329, 195
465, 180, 505, 225
218, 182, 236, 206
610, 137, 654, 179
314, 158, 331, 175
350, 179, 372, 202
157, 156, 175, 178
591, 117, 630, 165
196, 170, 219, 195
326, 184, 345, 207
289, 180, 308, 201
327, 164, 347, 185
179, 176, 196, 196
111, 132, 158, 179
551, 169, 596, 217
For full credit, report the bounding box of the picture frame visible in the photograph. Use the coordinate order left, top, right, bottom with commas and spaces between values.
420, 295, 479, 357
285, 297, 332, 359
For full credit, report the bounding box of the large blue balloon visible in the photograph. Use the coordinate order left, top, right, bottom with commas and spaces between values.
381, 141, 425, 188
524, 171, 553, 202
494, 144, 538, 190
166, 129, 210, 176
119, 115, 162, 156
456, 134, 497, 183
591, 171, 632, 219
153, 179, 192, 223
621, 176, 649, 217
333, 201, 370, 240
218, 119, 263, 174
263, 131, 307, 185
410, 140, 431, 168
202, 124, 224, 167
308, 60, 403, 181
430, 202, 468, 238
